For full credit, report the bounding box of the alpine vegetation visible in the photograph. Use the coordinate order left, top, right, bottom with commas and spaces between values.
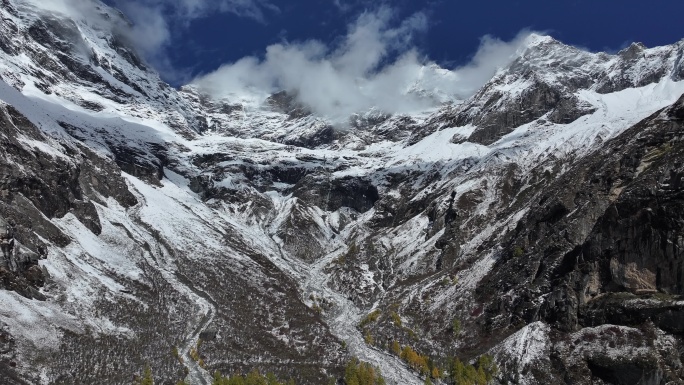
0, 0, 684, 384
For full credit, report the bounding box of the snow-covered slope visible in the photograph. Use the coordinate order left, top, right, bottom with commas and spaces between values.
1, 0, 684, 384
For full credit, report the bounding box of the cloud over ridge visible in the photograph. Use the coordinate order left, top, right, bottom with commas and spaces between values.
19, 0, 279, 84
18, 0, 537, 120
192, 7, 535, 121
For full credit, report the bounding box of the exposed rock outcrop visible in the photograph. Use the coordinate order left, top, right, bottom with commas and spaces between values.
3, 2, 684, 384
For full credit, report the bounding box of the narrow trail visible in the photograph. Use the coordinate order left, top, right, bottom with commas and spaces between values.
126, 190, 215, 385
176, 272, 218, 385
180, 307, 213, 385
266, 218, 422, 385
126, 180, 421, 385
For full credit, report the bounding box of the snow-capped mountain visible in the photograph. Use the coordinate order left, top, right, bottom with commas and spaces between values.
1, 0, 684, 384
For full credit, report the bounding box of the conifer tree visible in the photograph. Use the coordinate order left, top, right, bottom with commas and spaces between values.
391, 340, 401, 356
135, 365, 153, 385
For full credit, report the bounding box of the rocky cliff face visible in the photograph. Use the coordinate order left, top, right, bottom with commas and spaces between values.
1, 1, 684, 385
427, 36, 683, 146
473, 96, 684, 384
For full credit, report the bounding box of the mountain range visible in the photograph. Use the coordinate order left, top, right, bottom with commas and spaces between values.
1, 0, 684, 384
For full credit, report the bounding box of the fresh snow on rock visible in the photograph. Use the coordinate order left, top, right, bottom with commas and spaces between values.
1, 0, 684, 383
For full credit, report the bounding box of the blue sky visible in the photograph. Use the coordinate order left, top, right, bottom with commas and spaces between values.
101, 0, 684, 86
87, 0, 684, 120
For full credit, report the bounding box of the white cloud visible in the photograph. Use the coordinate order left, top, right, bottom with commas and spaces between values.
433, 31, 535, 98
19, 0, 538, 118
193, 8, 536, 121
18, 0, 172, 70
105, 0, 278, 82
18, 0, 277, 84
19, 0, 116, 29
115, 2, 170, 57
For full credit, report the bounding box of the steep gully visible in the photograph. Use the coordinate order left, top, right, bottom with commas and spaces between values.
127, 177, 420, 384
264, 200, 423, 385
127, 188, 215, 385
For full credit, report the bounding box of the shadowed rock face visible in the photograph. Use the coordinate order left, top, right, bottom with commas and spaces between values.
292, 175, 379, 213
596, 43, 670, 94
266, 91, 311, 120
673, 51, 684, 81
464, 80, 598, 145
0, 266, 44, 300
282, 125, 337, 149
0, 105, 136, 238
4, 3, 684, 384
420, 38, 684, 146
462, 95, 684, 384
0, 104, 347, 384
331, 94, 684, 385
0, 103, 138, 300
0, 320, 34, 384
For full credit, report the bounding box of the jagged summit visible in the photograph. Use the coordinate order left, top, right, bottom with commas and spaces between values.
421, 34, 684, 145
522, 32, 556, 46
1, 0, 684, 384
3, 0, 683, 141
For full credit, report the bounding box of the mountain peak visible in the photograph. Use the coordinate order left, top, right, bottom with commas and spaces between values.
618, 41, 647, 60
2, 2, 684, 385
523, 33, 558, 47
